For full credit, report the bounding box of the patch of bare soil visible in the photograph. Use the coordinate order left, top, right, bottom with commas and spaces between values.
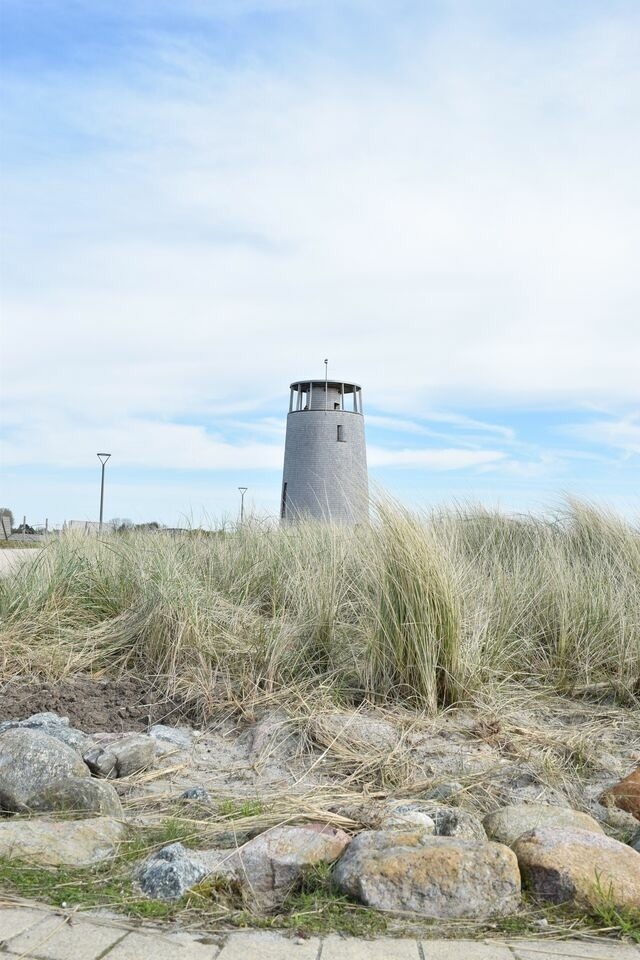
0, 675, 187, 732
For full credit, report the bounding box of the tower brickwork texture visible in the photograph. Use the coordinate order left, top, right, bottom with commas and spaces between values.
280, 379, 369, 524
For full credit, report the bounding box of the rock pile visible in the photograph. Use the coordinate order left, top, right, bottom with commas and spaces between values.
1, 708, 639, 922
0, 712, 168, 865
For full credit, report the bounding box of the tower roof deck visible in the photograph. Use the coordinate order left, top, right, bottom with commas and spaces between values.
290, 379, 361, 392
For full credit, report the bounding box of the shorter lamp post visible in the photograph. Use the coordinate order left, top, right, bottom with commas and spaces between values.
238, 487, 248, 524
97, 453, 111, 530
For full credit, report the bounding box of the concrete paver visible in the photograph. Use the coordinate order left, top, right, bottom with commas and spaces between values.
511, 941, 640, 959
322, 934, 420, 958
422, 941, 514, 959
0, 908, 46, 944
2, 906, 638, 960
105, 930, 220, 959
216, 931, 320, 959
4, 914, 126, 960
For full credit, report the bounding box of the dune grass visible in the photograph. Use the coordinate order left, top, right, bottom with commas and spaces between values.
0, 499, 638, 718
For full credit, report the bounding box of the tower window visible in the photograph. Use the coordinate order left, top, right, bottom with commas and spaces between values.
337, 425, 345, 442
281, 482, 287, 518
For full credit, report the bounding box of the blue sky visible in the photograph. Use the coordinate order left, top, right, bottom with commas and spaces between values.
1, 0, 639, 526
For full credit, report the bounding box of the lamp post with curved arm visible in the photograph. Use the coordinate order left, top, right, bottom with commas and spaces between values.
97, 453, 111, 531
238, 487, 248, 524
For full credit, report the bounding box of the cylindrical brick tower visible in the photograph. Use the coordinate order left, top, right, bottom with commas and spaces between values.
280, 378, 369, 524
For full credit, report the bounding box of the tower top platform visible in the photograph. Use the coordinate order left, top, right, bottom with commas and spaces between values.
288, 379, 363, 414
290, 379, 361, 393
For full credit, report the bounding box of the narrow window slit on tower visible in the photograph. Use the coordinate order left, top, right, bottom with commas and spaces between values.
337, 425, 345, 442
281, 482, 287, 518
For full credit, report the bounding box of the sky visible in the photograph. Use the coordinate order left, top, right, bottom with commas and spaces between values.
1, 0, 639, 527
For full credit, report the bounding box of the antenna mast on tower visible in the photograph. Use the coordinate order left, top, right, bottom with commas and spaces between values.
324, 358, 328, 411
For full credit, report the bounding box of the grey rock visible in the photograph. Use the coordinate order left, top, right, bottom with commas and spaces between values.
0, 816, 124, 866
483, 804, 603, 848
381, 803, 435, 836
181, 786, 211, 803
630, 831, 640, 853
1, 711, 69, 731
389, 800, 485, 841
0, 728, 90, 812
309, 711, 400, 753
29, 776, 123, 817
423, 782, 464, 802
91, 731, 139, 744
37, 725, 89, 752
333, 830, 521, 918
137, 842, 209, 901
83, 744, 117, 777
248, 711, 294, 761
227, 824, 350, 908
149, 725, 195, 749
27, 711, 71, 727
423, 803, 486, 841
0, 712, 88, 753
84, 734, 155, 778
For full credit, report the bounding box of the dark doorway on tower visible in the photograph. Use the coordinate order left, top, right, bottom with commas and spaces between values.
280, 482, 287, 519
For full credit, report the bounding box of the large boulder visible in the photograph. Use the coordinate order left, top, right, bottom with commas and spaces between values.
600, 768, 640, 820
483, 804, 604, 847
513, 826, 640, 910
28, 776, 123, 817
227, 824, 350, 908
0, 728, 90, 811
83, 734, 155, 778
333, 830, 521, 918
0, 816, 124, 866
137, 843, 209, 901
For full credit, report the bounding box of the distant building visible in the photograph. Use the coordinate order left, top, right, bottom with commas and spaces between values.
280, 378, 369, 524
63, 520, 107, 535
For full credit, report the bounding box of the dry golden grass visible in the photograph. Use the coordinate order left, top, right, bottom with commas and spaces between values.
0, 498, 637, 721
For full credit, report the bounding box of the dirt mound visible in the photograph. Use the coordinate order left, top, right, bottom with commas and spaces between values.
0, 675, 183, 732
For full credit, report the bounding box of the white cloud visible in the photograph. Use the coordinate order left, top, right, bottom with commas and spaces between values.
0, 417, 285, 470
2, 3, 639, 424
1, 2, 639, 519
368, 446, 505, 470
565, 415, 640, 457
366, 412, 514, 441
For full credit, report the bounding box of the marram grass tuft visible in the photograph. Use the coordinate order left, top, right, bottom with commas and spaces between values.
0, 498, 637, 718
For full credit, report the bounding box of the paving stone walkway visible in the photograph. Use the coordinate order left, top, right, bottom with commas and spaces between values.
0, 904, 638, 960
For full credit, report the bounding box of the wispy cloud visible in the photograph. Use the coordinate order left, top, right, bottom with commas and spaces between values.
563, 414, 640, 457
368, 446, 506, 470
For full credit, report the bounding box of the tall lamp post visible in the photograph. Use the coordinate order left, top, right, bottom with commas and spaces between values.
238, 487, 248, 524
97, 453, 111, 531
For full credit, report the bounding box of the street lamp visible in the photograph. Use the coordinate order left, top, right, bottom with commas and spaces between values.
97, 453, 111, 530
238, 487, 248, 524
